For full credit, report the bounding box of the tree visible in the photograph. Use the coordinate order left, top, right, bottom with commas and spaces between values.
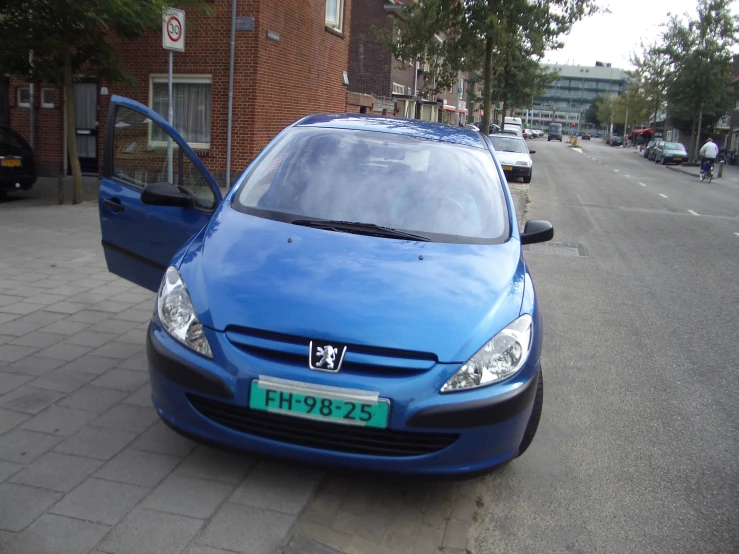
585, 96, 602, 127
596, 94, 615, 131
630, 41, 669, 127
614, 85, 650, 130
660, 0, 738, 161
0, 0, 209, 203
384, 0, 599, 135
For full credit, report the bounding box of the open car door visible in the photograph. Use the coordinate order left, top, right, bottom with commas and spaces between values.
99, 95, 223, 292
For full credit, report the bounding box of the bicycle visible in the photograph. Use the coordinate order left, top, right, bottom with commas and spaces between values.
700, 160, 714, 183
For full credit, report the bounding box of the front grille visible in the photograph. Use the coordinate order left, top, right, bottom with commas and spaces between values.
225, 327, 436, 375
188, 394, 458, 457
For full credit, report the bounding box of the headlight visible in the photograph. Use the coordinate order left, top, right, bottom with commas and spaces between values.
515, 160, 531, 166
441, 314, 533, 393
157, 266, 213, 358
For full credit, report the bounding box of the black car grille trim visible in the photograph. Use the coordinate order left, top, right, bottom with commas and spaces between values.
224, 327, 436, 374
187, 394, 459, 457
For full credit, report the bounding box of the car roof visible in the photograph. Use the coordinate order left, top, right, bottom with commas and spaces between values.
296, 114, 486, 149
489, 133, 524, 141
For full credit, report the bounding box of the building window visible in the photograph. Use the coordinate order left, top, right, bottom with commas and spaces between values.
150, 75, 212, 149
325, 0, 344, 31
17, 87, 30, 108
392, 82, 405, 95
41, 88, 55, 108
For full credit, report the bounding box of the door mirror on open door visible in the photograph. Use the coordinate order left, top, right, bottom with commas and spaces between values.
141, 182, 195, 209
521, 220, 554, 245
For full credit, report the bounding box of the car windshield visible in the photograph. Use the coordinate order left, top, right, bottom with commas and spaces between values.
490, 136, 528, 154
664, 142, 685, 150
0, 128, 26, 149
233, 127, 509, 243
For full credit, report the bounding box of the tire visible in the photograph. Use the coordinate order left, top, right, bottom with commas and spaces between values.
708, 172, 712, 184
523, 173, 532, 184
661, 157, 666, 165
516, 369, 543, 458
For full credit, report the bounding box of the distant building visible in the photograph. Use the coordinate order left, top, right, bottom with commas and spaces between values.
512, 63, 629, 132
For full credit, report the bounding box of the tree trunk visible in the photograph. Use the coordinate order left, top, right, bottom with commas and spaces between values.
688, 116, 698, 163
64, 50, 83, 204
480, 35, 494, 136
501, 101, 507, 126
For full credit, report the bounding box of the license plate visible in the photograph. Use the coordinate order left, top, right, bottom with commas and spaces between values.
674, 158, 682, 162
1, 159, 21, 167
502, 165, 513, 171
249, 377, 390, 428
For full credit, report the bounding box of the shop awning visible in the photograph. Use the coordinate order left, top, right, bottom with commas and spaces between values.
631, 128, 653, 135
457, 108, 468, 114
442, 104, 457, 112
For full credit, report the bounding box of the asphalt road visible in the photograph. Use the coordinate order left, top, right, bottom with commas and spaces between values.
471, 139, 739, 553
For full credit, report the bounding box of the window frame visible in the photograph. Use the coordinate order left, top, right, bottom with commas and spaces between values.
17, 87, 31, 108
41, 88, 55, 108
148, 74, 213, 150
325, 0, 344, 31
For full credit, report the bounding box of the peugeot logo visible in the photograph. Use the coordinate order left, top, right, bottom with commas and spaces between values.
308, 341, 347, 373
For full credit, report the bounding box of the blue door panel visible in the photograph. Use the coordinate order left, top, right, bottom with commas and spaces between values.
99, 177, 213, 292
98, 96, 222, 292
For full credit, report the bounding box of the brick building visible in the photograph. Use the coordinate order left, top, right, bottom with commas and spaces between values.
346, 0, 474, 124
4, 0, 355, 186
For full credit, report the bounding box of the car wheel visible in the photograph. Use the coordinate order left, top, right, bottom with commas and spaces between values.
523, 173, 532, 184
661, 157, 666, 165
516, 369, 543, 458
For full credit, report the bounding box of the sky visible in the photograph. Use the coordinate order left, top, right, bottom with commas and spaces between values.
543, 0, 739, 70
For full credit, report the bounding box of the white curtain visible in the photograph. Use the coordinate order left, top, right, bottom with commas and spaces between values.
153, 81, 211, 146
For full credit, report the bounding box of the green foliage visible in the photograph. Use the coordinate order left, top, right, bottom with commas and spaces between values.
614, 85, 651, 127
585, 96, 602, 126
629, 41, 670, 125
596, 94, 615, 126
660, 0, 738, 142
0, 0, 210, 88
384, 0, 600, 134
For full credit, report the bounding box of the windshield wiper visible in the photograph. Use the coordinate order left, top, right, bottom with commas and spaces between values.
291, 219, 431, 242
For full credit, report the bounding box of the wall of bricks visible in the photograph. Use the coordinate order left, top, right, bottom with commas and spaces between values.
7, 0, 352, 186
7, 84, 65, 176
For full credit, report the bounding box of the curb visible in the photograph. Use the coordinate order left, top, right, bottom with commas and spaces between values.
665, 165, 702, 179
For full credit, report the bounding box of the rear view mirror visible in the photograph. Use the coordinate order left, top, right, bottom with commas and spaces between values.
521, 220, 553, 245
529, 150, 536, 154
141, 182, 194, 209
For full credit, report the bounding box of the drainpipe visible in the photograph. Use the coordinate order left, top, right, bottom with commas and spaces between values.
225, 0, 237, 188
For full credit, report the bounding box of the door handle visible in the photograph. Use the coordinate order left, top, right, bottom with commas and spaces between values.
103, 198, 124, 213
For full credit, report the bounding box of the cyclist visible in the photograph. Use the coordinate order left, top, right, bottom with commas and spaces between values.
699, 137, 719, 179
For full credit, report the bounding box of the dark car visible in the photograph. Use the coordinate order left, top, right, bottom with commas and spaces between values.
582, 133, 591, 140
654, 141, 688, 165
0, 126, 36, 197
610, 136, 624, 146
643, 140, 656, 158
472, 122, 501, 135
647, 140, 664, 161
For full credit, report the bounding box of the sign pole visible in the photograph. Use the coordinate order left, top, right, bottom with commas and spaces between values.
167, 50, 173, 184
163, 7, 185, 184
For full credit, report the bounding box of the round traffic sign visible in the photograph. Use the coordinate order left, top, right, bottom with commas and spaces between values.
166, 16, 182, 42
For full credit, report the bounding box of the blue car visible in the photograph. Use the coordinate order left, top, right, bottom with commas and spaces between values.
98, 96, 554, 476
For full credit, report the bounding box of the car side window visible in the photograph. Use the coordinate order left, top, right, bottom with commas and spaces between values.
112, 105, 216, 210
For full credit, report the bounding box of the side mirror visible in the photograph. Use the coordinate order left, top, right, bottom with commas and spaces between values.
529, 150, 536, 154
141, 182, 194, 209
521, 220, 553, 245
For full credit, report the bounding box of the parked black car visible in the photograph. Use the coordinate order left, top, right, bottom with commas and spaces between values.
610, 136, 624, 146
0, 126, 36, 197
643, 140, 656, 158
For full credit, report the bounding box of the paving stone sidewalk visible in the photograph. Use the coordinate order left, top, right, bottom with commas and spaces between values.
0, 202, 324, 554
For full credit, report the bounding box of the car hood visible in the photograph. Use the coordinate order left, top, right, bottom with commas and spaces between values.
495, 151, 531, 165
179, 205, 525, 363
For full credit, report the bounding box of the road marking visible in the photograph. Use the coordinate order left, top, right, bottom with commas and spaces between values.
639, 182, 647, 186
687, 210, 699, 216
659, 193, 668, 198
624, 175, 630, 178
735, 232, 739, 237
614, 169, 619, 172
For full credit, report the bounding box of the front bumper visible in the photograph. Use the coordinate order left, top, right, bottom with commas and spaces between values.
146, 322, 541, 476
501, 166, 532, 180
